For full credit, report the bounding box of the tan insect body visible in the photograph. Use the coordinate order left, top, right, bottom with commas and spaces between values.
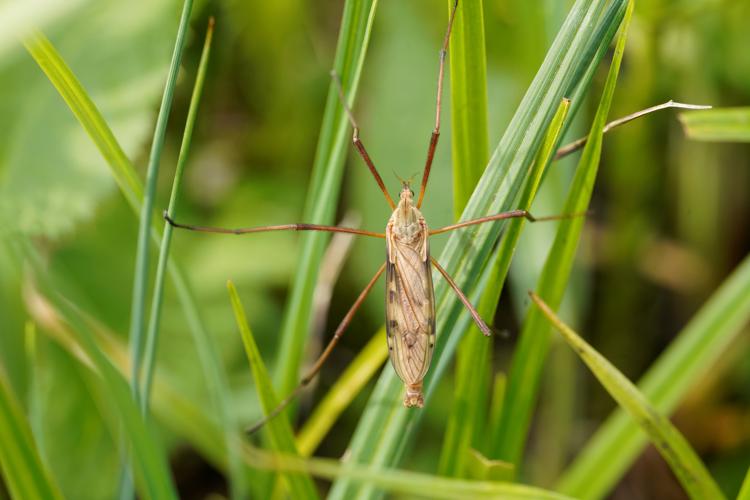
385, 184, 436, 407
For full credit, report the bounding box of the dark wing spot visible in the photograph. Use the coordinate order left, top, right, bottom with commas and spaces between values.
389, 290, 396, 303
390, 319, 398, 328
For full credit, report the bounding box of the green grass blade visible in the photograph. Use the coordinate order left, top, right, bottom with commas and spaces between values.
227, 281, 318, 500
127, 0, 193, 407
24, 34, 143, 210
495, 0, 633, 469
25, 23, 245, 499
329, 1, 629, 497
449, 0, 489, 218
738, 467, 750, 500
0, 365, 64, 500
679, 107, 750, 142
439, 0, 491, 478
557, 251, 750, 498
440, 97, 571, 477
530, 292, 726, 500
296, 328, 387, 457
120, 2, 192, 496
141, 15, 212, 420
272, 0, 379, 400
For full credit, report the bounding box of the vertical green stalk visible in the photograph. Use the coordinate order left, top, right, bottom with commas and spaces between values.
438, 0, 491, 478
127, 0, 193, 408
123, 0, 193, 497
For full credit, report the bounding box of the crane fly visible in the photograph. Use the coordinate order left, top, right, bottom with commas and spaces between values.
166, 0, 576, 430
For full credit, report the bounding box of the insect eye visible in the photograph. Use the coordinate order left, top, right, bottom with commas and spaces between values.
410, 189, 415, 197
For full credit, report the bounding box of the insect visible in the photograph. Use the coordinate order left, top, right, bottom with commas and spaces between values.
166, 0, 568, 429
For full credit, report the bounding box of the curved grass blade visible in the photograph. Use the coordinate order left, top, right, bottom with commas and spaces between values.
272, 0, 379, 401
329, 1, 629, 497
495, 0, 633, 469
679, 107, 750, 142
0, 365, 64, 500
25, 23, 246, 499
557, 251, 750, 499
227, 281, 318, 500
530, 292, 725, 500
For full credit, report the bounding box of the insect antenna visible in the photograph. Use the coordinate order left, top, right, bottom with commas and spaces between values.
247, 263, 386, 434
416, 0, 459, 208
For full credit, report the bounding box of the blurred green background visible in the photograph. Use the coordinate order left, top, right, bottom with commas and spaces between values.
1, 0, 749, 498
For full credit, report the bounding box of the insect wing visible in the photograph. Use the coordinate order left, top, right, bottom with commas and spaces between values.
385, 237, 436, 387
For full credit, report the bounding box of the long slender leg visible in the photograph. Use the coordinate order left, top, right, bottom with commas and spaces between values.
429, 209, 588, 236
430, 257, 492, 337
247, 262, 387, 434
165, 212, 385, 238
330, 71, 396, 210
416, 0, 459, 208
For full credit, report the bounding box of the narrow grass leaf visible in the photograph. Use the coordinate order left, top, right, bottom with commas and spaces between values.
0, 366, 63, 500
439, 0, 491, 478
679, 107, 750, 142
273, 0, 379, 400
495, 0, 633, 469
530, 292, 725, 500
296, 328, 387, 457
329, 1, 629, 497
127, 0, 193, 408
558, 251, 750, 498
227, 281, 318, 500
449, 0, 490, 217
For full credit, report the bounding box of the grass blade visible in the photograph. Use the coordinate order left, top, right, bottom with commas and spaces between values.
557, 251, 750, 498
0, 365, 63, 500
329, 1, 629, 497
127, 0, 193, 409
495, 0, 633, 469
529, 292, 726, 500
679, 107, 750, 142
227, 281, 318, 500
272, 0, 379, 400
439, 0, 491, 477
449, 0, 489, 217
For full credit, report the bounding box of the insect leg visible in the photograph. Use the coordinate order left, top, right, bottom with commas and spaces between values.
429, 209, 589, 235
430, 257, 492, 337
416, 0, 459, 208
165, 212, 385, 238
246, 262, 387, 434
330, 71, 396, 209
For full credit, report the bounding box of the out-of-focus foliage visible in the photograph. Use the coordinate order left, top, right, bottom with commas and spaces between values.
1, 0, 749, 499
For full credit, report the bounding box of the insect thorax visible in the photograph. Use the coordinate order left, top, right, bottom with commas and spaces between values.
388, 205, 427, 246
